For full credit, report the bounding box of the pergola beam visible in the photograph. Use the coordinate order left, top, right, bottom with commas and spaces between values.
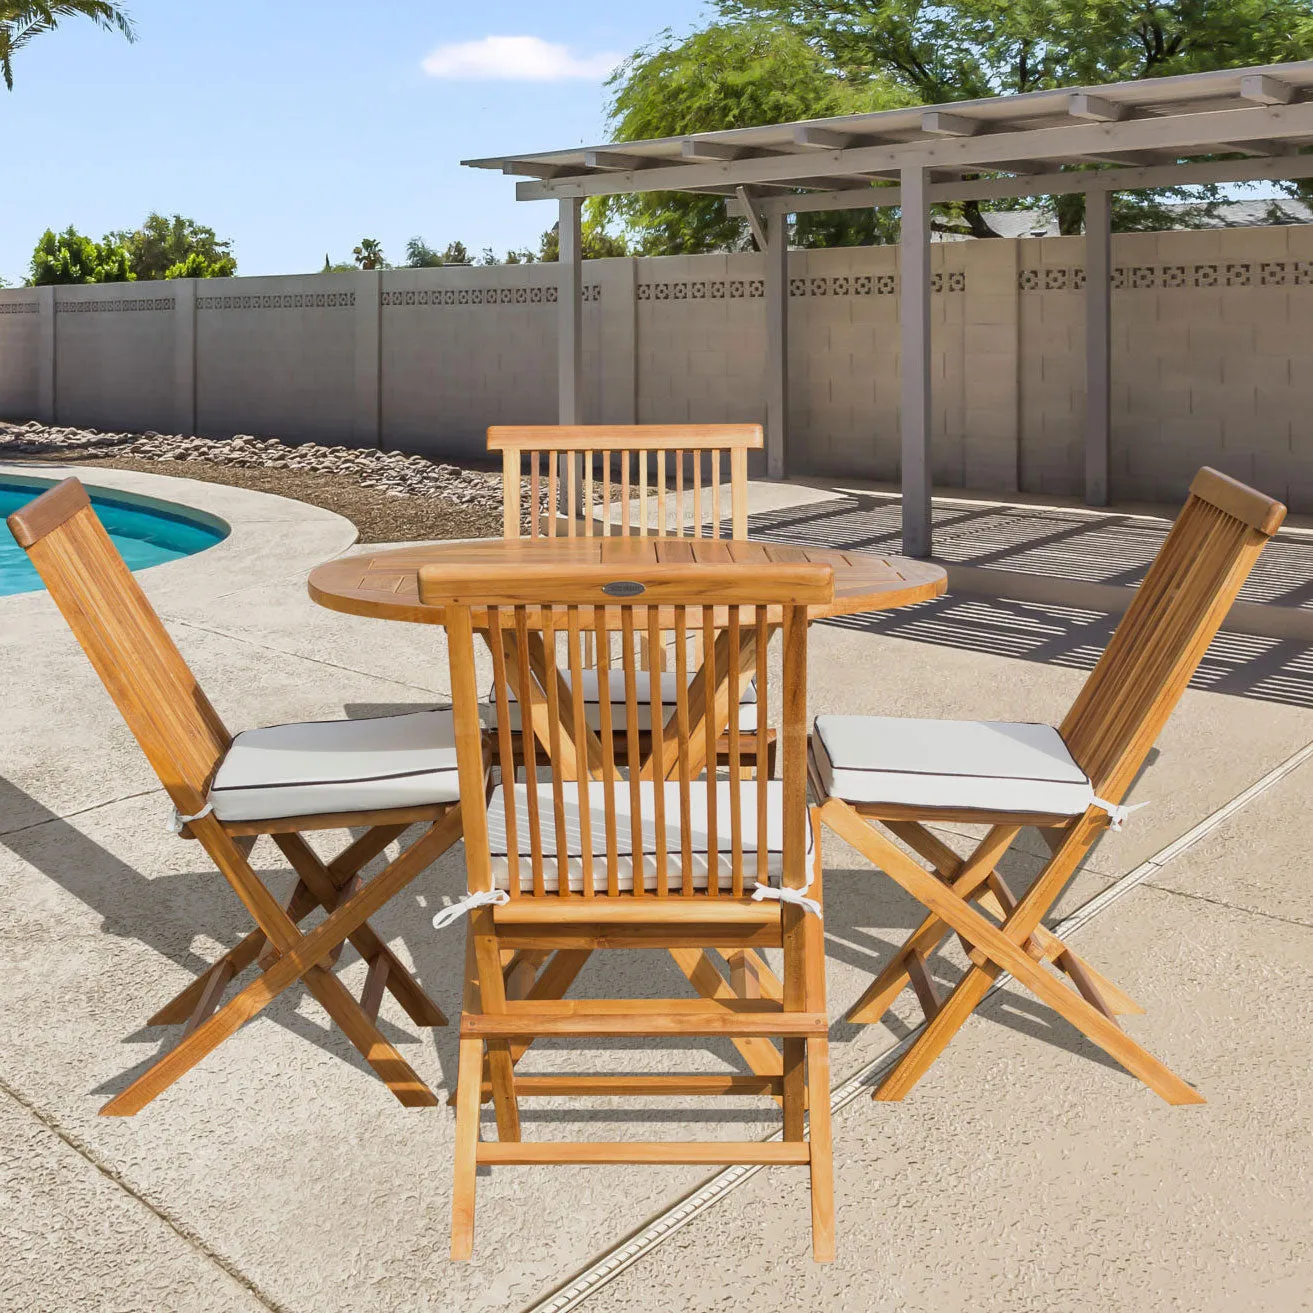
1069, 93, 1127, 122
793, 126, 856, 150
584, 150, 653, 171
727, 151, 1313, 216
517, 100, 1313, 200
1240, 74, 1295, 105
736, 187, 768, 250
921, 111, 982, 137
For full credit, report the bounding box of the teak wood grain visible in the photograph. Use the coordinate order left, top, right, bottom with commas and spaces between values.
7, 477, 463, 1115
427, 558, 835, 1263
310, 536, 945, 627
489, 423, 760, 541
816, 466, 1286, 1106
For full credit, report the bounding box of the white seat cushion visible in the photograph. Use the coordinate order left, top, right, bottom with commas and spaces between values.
494, 669, 758, 734
811, 715, 1094, 815
486, 779, 812, 893
209, 709, 461, 822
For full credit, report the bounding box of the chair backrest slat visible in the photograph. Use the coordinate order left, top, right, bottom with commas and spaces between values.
7, 479, 231, 813
489, 425, 762, 541
1061, 468, 1285, 799
423, 561, 831, 901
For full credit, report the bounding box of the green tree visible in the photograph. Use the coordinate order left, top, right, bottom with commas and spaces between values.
404, 236, 445, 267
1, 2, 135, 91
352, 237, 387, 269
720, 0, 1310, 99
600, 22, 911, 254
107, 212, 237, 279
29, 225, 133, 284
441, 240, 471, 265
536, 218, 630, 260
716, 0, 1313, 231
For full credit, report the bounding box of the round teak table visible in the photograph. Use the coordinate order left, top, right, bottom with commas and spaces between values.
309, 537, 946, 625
308, 537, 946, 1084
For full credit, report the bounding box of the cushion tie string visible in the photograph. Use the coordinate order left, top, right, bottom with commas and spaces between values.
432, 889, 509, 931
751, 881, 822, 918
168, 801, 213, 834
1090, 796, 1148, 832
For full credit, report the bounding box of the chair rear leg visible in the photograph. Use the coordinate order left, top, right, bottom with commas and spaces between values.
782, 1039, 806, 1140
450, 1033, 484, 1261
806, 1036, 834, 1262
472, 916, 521, 1141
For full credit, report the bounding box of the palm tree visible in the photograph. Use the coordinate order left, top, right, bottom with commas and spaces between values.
1, 3, 136, 91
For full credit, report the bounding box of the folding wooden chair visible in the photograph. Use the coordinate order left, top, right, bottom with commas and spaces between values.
811, 468, 1286, 1104
8, 478, 466, 1114
421, 557, 835, 1261
488, 423, 759, 541
489, 422, 776, 774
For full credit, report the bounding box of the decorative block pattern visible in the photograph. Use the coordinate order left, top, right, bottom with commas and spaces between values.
58, 297, 175, 313
199, 291, 352, 311
1014, 261, 1308, 292
0, 301, 38, 315
634, 274, 955, 301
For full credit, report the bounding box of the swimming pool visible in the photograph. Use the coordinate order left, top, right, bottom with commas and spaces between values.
0, 477, 229, 596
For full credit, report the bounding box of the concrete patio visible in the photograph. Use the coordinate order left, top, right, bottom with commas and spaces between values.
2, 465, 1310, 1312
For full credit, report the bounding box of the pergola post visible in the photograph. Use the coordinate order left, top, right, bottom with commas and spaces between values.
558, 196, 584, 426
1084, 188, 1112, 506
900, 165, 933, 558
764, 209, 789, 479
557, 197, 584, 521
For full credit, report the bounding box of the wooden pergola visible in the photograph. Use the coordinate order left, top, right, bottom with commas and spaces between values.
466, 61, 1313, 556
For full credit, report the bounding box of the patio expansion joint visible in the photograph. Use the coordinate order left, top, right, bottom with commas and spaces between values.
162, 614, 443, 697
0, 1071, 290, 1313
523, 732, 1313, 1313
0, 787, 161, 840
1140, 880, 1313, 933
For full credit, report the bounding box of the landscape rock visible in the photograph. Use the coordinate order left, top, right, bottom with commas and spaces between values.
0, 421, 544, 523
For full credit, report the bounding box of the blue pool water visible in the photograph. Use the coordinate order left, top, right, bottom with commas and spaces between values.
0, 478, 228, 596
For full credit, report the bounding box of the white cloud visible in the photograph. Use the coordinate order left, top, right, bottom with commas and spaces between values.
421, 35, 621, 82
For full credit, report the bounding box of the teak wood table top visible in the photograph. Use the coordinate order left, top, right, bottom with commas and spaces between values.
308, 537, 947, 624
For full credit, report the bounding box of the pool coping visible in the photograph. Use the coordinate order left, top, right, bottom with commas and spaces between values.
0, 469, 233, 540
0, 461, 359, 609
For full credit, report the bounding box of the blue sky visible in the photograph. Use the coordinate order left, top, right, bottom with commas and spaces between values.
0, 0, 711, 284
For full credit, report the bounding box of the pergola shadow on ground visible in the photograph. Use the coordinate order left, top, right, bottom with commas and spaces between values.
737, 496, 1313, 709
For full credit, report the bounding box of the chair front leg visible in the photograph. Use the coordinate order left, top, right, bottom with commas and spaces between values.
819, 801, 1203, 1106
845, 822, 1020, 1023
274, 829, 447, 1027
101, 809, 461, 1115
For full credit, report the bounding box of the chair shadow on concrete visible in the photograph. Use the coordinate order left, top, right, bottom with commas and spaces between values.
0, 767, 474, 1105
0, 691, 1136, 1118
744, 497, 1313, 710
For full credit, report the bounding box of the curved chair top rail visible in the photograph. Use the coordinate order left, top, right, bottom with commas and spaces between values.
487, 424, 763, 453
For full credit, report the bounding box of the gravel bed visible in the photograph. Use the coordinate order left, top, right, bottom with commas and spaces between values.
0, 420, 539, 542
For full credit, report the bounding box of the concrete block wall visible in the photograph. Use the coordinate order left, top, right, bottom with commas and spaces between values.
1, 225, 1311, 509
635, 252, 768, 428
0, 292, 41, 420
195, 275, 359, 445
